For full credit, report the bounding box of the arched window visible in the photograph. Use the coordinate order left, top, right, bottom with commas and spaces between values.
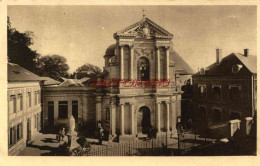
137, 57, 150, 81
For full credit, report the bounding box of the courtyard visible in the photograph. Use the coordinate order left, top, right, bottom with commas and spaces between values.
18, 131, 218, 156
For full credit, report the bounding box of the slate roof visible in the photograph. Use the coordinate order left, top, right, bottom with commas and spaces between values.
170, 49, 195, 75
193, 53, 257, 77
8, 63, 43, 82
235, 53, 257, 73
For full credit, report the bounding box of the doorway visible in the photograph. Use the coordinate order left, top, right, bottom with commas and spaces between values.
137, 106, 151, 135
26, 118, 31, 144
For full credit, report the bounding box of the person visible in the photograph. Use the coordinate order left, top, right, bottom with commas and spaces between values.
97, 125, 104, 145
108, 131, 113, 144
57, 129, 62, 143
61, 128, 66, 141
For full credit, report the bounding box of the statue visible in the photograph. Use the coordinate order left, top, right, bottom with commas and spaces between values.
69, 115, 75, 133
67, 115, 78, 151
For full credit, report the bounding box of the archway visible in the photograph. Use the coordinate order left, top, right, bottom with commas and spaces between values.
137, 57, 150, 81
137, 106, 151, 135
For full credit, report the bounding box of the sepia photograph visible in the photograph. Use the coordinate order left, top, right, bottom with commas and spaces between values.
3, 3, 257, 158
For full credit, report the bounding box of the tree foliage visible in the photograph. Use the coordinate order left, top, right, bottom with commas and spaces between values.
72, 63, 103, 79
7, 16, 39, 72
37, 55, 70, 81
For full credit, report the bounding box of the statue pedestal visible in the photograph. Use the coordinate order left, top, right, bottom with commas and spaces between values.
67, 130, 78, 150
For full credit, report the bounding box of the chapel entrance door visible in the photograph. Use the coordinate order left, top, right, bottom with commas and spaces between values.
137, 106, 151, 136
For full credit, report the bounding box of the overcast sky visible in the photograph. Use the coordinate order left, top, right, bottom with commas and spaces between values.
8, 5, 257, 73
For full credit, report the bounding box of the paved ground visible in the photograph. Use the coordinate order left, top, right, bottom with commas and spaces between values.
18, 132, 217, 156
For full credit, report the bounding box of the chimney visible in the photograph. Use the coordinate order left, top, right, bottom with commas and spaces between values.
244, 49, 249, 57
216, 48, 222, 64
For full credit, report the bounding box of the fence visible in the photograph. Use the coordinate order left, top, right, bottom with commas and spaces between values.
87, 135, 168, 156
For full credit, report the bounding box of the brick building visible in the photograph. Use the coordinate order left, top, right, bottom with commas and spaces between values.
192, 49, 257, 133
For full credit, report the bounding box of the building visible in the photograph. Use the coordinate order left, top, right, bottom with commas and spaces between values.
192, 49, 257, 134
42, 16, 194, 141
8, 63, 44, 155
42, 79, 96, 131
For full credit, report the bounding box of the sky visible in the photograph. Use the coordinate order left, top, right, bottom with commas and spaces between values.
8, 5, 257, 73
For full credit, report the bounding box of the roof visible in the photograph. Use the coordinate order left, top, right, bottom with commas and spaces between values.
234, 53, 257, 73
41, 77, 61, 86
105, 44, 117, 56
193, 53, 257, 77
170, 49, 195, 75
8, 63, 43, 82
59, 79, 85, 87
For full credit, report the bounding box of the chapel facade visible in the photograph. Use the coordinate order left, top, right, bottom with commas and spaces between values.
42, 16, 194, 141
99, 16, 187, 139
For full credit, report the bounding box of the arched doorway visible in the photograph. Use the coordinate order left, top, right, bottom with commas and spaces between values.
137, 57, 150, 81
137, 106, 151, 135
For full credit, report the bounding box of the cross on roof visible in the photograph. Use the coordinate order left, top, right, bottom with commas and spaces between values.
142, 9, 146, 18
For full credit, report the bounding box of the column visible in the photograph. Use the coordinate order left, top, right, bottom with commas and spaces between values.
166, 47, 170, 80
156, 101, 161, 133
171, 96, 177, 134
120, 46, 124, 80
166, 101, 170, 132
95, 96, 102, 124
110, 102, 116, 136
130, 103, 135, 135
156, 47, 160, 80
176, 95, 182, 118
54, 101, 58, 121
120, 103, 125, 135
130, 45, 134, 80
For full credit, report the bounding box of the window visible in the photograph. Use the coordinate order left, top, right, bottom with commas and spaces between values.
200, 68, 205, 74
38, 91, 41, 104
12, 96, 16, 113
106, 108, 110, 120
72, 101, 78, 122
34, 114, 37, 128
48, 101, 54, 125
137, 57, 150, 81
212, 85, 221, 100
35, 91, 37, 105
198, 84, 206, 97
58, 101, 68, 119
18, 94, 23, 111
212, 108, 221, 124
28, 92, 31, 107
229, 85, 241, 101
9, 95, 16, 114
232, 64, 243, 73
8, 126, 16, 147
16, 123, 23, 141
229, 111, 241, 120
37, 113, 41, 131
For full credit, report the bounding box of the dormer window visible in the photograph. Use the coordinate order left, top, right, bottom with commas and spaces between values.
232, 64, 243, 73
200, 68, 205, 74
198, 84, 206, 97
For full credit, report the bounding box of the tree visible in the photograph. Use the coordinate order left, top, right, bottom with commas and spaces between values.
37, 55, 70, 81
8, 16, 39, 72
72, 63, 103, 79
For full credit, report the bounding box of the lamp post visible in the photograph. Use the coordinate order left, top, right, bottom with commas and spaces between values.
176, 116, 183, 150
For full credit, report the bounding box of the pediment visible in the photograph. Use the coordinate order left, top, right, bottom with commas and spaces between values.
114, 17, 173, 39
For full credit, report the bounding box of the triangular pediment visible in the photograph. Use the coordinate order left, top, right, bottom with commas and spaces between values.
114, 17, 173, 39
